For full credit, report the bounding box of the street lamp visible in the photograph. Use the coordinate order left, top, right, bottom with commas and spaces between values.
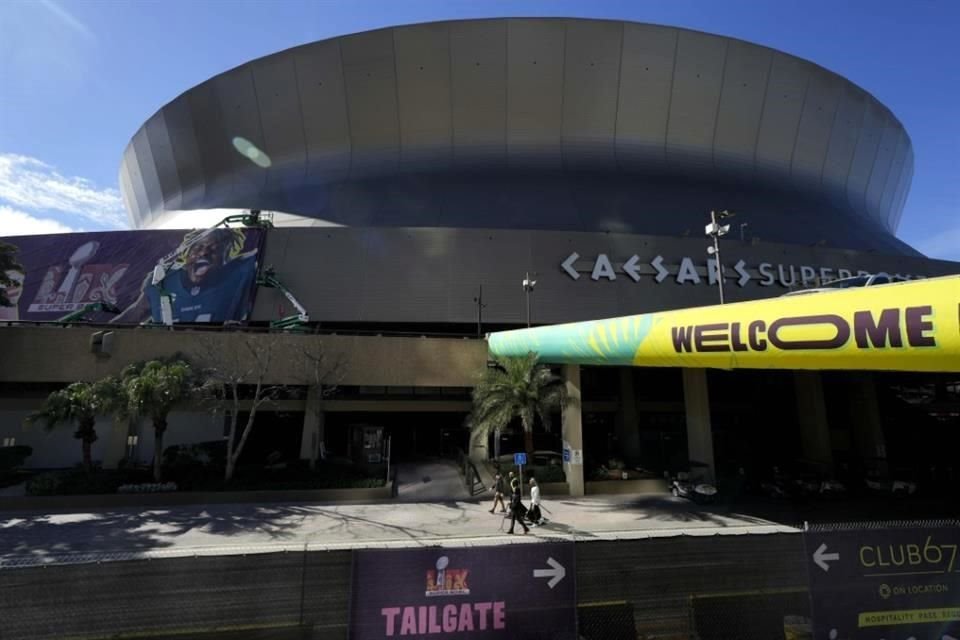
522, 272, 537, 327
705, 210, 735, 304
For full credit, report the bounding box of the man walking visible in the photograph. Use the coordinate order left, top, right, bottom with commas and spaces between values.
528, 477, 543, 526
507, 476, 529, 535
489, 472, 506, 514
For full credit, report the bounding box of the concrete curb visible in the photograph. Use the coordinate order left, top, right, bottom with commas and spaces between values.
0, 522, 800, 569
0, 483, 393, 512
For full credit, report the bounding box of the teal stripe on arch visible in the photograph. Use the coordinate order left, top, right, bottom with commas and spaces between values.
488, 314, 656, 366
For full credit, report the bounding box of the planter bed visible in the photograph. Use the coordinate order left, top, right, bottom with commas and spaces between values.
585, 478, 669, 495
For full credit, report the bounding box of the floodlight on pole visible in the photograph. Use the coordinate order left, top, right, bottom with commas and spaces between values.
522, 272, 537, 328
705, 209, 735, 304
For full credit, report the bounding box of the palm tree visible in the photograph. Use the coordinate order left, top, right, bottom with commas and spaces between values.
27, 379, 121, 471
120, 357, 195, 482
469, 352, 573, 457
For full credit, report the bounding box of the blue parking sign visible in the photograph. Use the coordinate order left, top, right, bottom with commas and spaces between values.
514, 452, 527, 466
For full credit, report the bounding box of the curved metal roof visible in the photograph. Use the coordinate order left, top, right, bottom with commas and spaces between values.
120, 18, 914, 248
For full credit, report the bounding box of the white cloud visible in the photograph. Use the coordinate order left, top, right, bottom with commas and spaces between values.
915, 226, 960, 263
0, 153, 127, 230
0, 205, 76, 236
146, 209, 246, 230
37, 0, 96, 42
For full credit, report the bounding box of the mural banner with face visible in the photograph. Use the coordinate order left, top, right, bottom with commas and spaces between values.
0, 229, 266, 324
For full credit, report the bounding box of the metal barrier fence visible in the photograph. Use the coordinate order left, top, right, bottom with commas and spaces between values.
455, 448, 487, 497
4, 520, 959, 639
1, 533, 813, 640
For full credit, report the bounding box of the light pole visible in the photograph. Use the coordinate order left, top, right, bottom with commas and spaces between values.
472, 285, 487, 338
522, 272, 537, 327
705, 210, 734, 304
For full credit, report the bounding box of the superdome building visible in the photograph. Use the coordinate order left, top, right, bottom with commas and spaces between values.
114, 18, 956, 327
3, 20, 958, 492
123, 19, 915, 251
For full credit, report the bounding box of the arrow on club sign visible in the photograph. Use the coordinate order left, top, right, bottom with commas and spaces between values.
813, 543, 839, 572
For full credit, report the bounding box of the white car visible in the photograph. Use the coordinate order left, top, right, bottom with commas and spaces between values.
783, 272, 907, 297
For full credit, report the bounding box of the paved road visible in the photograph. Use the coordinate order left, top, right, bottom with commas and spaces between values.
0, 494, 791, 567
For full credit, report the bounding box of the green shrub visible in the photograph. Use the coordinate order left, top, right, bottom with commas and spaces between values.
25, 471, 62, 496
25, 468, 152, 496
223, 461, 386, 491
162, 441, 225, 490
0, 446, 33, 471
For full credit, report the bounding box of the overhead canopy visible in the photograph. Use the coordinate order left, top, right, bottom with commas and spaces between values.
488, 276, 960, 372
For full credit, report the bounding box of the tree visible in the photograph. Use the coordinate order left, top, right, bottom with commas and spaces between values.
0, 241, 23, 308
194, 335, 288, 482
27, 379, 121, 470
120, 357, 195, 482
469, 352, 574, 457
294, 341, 344, 469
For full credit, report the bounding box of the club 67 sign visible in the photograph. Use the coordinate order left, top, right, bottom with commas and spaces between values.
559, 252, 922, 288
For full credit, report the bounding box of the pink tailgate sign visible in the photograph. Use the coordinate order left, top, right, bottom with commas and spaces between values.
350, 543, 577, 640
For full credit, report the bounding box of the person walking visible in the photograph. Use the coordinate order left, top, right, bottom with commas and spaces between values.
507, 476, 529, 535
489, 472, 506, 514
528, 477, 543, 526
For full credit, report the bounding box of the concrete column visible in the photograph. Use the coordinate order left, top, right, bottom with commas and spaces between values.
794, 371, 833, 465
101, 417, 129, 469
299, 386, 325, 467
562, 364, 585, 497
850, 373, 886, 459
682, 368, 715, 483
469, 426, 489, 462
616, 368, 641, 462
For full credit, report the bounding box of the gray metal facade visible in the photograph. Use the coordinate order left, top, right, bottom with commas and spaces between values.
249, 227, 957, 327
120, 19, 917, 256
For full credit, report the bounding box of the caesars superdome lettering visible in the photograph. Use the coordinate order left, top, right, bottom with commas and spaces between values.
559, 252, 921, 288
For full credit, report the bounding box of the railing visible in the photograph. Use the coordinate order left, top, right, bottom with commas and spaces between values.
0, 319, 486, 339
455, 448, 486, 496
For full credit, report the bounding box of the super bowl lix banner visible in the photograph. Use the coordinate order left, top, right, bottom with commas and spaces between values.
0, 228, 266, 325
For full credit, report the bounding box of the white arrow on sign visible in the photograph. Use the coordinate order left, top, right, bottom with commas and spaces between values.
561, 252, 580, 280
650, 255, 669, 283
622, 255, 642, 282
813, 543, 839, 572
533, 557, 566, 589
734, 259, 751, 287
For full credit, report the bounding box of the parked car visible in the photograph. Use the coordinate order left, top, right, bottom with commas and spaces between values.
863, 458, 918, 496
670, 461, 718, 503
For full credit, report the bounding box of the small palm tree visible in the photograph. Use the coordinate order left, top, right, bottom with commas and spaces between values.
469, 352, 573, 457
120, 357, 195, 482
28, 379, 121, 471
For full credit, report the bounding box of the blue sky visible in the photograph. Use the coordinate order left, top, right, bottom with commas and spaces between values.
0, 0, 956, 260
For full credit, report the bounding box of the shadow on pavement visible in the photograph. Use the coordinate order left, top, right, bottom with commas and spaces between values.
0, 504, 309, 563
552, 495, 769, 527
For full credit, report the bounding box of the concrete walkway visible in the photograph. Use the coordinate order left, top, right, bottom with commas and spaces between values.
0, 494, 794, 568
394, 459, 470, 501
